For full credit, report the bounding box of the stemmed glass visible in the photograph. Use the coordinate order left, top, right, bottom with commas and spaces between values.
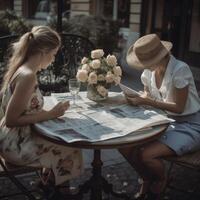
68, 78, 81, 108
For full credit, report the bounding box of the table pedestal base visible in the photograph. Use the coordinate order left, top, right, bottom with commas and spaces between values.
76, 149, 130, 200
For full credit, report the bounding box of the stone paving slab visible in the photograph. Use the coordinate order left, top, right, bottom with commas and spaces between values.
1, 66, 200, 199
1, 161, 200, 200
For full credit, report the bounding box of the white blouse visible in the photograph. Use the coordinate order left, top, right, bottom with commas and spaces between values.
141, 55, 200, 116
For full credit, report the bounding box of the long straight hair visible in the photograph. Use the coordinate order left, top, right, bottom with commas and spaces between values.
1, 26, 61, 92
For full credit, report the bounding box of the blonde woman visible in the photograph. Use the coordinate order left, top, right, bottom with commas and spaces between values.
119, 34, 200, 200
0, 26, 83, 198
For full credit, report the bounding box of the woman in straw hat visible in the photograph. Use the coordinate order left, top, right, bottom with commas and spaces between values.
119, 34, 200, 200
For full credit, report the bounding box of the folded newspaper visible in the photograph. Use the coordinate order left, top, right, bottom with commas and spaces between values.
34, 92, 174, 143
119, 83, 140, 97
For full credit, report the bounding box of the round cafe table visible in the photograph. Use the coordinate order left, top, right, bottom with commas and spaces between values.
35, 122, 168, 200
34, 92, 169, 199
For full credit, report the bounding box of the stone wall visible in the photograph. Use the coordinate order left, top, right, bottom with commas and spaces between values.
14, 0, 22, 16
70, 0, 90, 17
129, 0, 142, 32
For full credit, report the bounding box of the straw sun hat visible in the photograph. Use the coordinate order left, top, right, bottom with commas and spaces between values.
126, 34, 173, 69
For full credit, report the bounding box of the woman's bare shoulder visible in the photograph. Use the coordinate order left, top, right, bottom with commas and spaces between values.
12, 68, 37, 91
16, 68, 37, 84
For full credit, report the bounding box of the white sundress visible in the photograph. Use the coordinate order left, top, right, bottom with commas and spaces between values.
0, 72, 83, 185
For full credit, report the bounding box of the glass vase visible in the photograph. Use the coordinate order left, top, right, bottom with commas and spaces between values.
87, 84, 108, 102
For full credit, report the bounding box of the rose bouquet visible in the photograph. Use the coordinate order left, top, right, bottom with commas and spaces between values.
76, 49, 122, 101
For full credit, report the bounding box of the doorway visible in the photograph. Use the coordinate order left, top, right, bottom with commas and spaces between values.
150, 0, 182, 56
183, 0, 200, 66
142, 0, 200, 67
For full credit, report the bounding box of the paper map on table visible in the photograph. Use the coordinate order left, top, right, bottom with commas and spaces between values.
119, 83, 140, 97
34, 92, 173, 143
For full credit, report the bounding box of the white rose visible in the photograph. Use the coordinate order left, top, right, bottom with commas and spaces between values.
76, 70, 88, 82
113, 66, 122, 76
114, 76, 121, 85
91, 49, 104, 59
97, 74, 105, 81
88, 72, 97, 84
97, 85, 108, 97
91, 59, 101, 69
105, 71, 114, 83
106, 55, 117, 66
81, 57, 88, 64
82, 64, 90, 71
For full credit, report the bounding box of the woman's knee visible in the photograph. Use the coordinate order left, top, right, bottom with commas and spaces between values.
138, 147, 154, 163
118, 146, 139, 158
138, 141, 174, 162
118, 147, 132, 157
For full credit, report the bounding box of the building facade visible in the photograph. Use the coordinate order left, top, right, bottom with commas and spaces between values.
0, 0, 199, 69
0, 0, 142, 32
140, 0, 200, 68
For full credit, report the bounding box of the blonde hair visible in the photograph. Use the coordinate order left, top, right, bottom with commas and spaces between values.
158, 52, 170, 66
1, 25, 61, 92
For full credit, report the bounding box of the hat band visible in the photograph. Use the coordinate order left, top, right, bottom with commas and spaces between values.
135, 43, 164, 61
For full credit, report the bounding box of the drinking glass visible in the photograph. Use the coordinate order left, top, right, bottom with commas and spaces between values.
68, 78, 81, 107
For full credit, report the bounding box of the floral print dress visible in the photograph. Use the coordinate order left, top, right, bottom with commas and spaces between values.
0, 73, 83, 185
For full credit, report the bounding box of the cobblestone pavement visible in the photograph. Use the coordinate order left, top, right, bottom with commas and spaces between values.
1, 68, 200, 200
1, 160, 200, 200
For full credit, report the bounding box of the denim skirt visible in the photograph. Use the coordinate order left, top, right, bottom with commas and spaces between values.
159, 111, 200, 156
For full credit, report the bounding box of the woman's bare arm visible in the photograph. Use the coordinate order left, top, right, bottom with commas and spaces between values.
5, 73, 69, 127
149, 86, 188, 113
127, 86, 189, 114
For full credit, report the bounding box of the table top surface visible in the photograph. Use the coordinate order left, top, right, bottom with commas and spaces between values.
36, 124, 167, 149
34, 92, 168, 149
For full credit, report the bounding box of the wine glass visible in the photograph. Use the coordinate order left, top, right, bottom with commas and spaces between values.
68, 78, 81, 107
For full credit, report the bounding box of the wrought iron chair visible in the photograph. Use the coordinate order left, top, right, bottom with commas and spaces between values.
0, 33, 95, 197
0, 157, 41, 199
38, 33, 95, 94
164, 150, 200, 198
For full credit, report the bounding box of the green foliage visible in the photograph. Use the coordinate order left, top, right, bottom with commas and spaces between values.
0, 10, 32, 86
48, 15, 120, 54
0, 10, 32, 36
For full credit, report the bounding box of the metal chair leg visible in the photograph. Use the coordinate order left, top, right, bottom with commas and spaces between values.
162, 161, 174, 195
0, 159, 37, 200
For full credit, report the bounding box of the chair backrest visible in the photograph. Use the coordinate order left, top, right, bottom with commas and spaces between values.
0, 156, 40, 200
164, 150, 200, 198
165, 150, 200, 169
0, 34, 95, 94
38, 33, 95, 94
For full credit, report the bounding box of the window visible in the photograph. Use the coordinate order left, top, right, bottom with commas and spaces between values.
34, 0, 49, 19
189, 0, 200, 53
0, 0, 13, 10
96, 0, 130, 27
26, 0, 70, 20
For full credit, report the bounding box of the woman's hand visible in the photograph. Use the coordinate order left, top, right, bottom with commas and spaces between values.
49, 101, 70, 118
125, 91, 152, 106
126, 85, 189, 114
